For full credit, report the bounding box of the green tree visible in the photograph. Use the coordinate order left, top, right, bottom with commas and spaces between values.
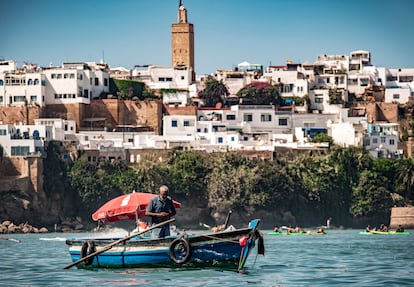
351, 170, 393, 218
131, 154, 167, 193
236, 82, 282, 105
252, 159, 296, 211
198, 77, 229, 107
207, 152, 257, 216
68, 158, 137, 212
329, 88, 343, 104
310, 133, 334, 146
164, 150, 211, 205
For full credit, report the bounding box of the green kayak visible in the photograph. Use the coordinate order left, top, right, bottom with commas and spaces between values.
359, 231, 410, 235
268, 231, 327, 236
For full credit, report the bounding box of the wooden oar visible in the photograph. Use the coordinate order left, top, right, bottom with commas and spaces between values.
63, 218, 175, 269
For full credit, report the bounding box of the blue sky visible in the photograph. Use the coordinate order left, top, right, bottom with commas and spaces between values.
2, 0, 413, 75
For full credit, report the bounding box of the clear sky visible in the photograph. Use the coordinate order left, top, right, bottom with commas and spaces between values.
2, 0, 413, 75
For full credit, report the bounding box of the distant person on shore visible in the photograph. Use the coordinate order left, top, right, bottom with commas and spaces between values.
395, 225, 405, 232
145, 185, 176, 239
326, 217, 332, 228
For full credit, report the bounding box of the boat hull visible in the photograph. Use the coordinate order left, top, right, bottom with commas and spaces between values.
359, 231, 410, 235
267, 231, 326, 236
66, 220, 261, 269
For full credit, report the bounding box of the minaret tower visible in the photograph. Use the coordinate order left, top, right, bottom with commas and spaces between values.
171, 0, 195, 81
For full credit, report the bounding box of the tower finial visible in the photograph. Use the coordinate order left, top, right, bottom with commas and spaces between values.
179, 0, 183, 8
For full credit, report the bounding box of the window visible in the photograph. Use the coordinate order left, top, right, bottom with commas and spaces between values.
315, 96, 323, 103
51, 74, 56, 79
231, 136, 235, 142
183, 120, 190, 127
30, 96, 37, 102
243, 113, 253, 122
171, 120, 178, 127
381, 137, 386, 143
14, 96, 26, 102
399, 75, 413, 82
11, 146, 30, 156
28, 79, 33, 85
372, 138, 378, 144
393, 94, 400, 99
226, 114, 236, 120
389, 139, 395, 145
34, 79, 39, 85
217, 137, 223, 144
95, 78, 99, 86
261, 114, 272, 122
70, 73, 75, 79
56, 74, 62, 79
0, 129, 7, 135
0, 80, 3, 86
0, 96, 3, 102
278, 118, 288, 126
104, 78, 108, 86
64, 73, 69, 79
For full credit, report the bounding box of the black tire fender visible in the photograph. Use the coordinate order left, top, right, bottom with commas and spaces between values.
80, 240, 96, 266
169, 237, 192, 264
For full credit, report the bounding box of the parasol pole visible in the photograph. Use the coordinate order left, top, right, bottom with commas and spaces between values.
63, 218, 175, 269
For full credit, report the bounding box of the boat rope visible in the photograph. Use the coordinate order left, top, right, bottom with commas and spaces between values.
250, 253, 259, 269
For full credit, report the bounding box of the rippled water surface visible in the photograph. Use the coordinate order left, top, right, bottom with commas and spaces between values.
1, 229, 413, 286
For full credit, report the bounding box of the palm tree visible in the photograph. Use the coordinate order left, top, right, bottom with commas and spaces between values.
394, 157, 414, 203
198, 77, 229, 107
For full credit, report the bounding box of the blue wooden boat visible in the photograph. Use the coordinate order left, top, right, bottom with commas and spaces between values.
64, 218, 264, 271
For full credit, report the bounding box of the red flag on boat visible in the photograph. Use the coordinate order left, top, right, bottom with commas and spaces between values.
91, 192, 181, 222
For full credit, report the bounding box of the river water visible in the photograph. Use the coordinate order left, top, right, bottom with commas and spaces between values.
1, 229, 413, 286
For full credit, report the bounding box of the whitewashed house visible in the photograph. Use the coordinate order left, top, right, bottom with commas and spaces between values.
131, 65, 193, 90
0, 123, 52, 156
384, 68, 414, 104
363, 122, 401, 158
0, 61, 110, 107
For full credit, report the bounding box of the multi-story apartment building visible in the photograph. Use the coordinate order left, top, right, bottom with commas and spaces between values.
0, 61, 110, 107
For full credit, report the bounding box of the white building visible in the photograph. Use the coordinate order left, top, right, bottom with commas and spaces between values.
0, 61, 110, 107
131, 65, 193, 90
384, 68, 414, 104
0, 123, 51, 156
363, 122, 401, 158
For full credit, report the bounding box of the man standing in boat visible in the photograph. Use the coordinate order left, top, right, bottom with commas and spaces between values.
145, 185, 177, 238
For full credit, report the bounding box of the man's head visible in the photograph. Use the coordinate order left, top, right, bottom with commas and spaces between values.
159, 185, 169, 200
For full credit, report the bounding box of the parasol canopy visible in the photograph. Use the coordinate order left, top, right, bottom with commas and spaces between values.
92, 192, 181, 222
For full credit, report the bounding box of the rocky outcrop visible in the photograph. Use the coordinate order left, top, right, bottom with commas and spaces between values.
0, 220, 48, 234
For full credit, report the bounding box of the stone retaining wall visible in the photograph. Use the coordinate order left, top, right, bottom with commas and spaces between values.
390, 207, 414, 229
